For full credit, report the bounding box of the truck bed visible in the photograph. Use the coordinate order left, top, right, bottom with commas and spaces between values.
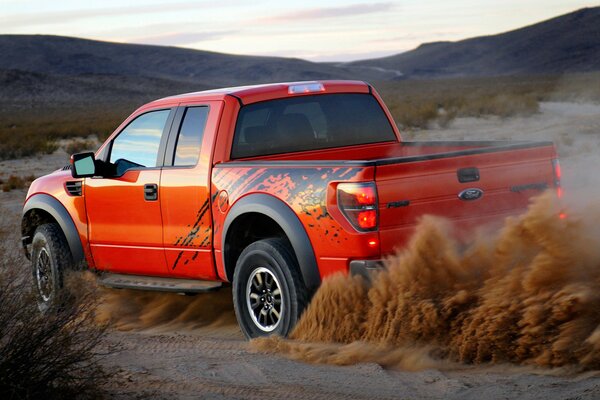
229, 139, 558, 255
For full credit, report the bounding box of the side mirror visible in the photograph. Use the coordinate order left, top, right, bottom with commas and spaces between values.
71, 152, 96, 178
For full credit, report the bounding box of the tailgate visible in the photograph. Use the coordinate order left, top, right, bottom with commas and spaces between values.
376, 143, 558, 252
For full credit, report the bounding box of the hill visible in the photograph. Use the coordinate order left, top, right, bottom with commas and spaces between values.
0, 35, 396, 88
351, 7, 600, 78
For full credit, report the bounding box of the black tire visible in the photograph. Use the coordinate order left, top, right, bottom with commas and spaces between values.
232, 238, 308, 339
31, 223, 73, 312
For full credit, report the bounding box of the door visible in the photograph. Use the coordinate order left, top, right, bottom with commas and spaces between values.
85, 108, 174, 276
160, 102, 222, 279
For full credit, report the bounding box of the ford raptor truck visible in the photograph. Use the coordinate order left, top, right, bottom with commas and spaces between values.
22, 81, 561, 338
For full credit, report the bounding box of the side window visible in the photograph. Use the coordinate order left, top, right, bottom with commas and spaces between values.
173, 106, 209, 166
110, 109, 170, 173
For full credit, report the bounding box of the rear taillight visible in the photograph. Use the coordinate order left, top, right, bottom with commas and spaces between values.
337, 182, 378, 231
552, 159, 562, 198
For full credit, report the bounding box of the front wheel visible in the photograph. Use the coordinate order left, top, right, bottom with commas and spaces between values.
232, 238, 308, 339
31, 223, 72, 312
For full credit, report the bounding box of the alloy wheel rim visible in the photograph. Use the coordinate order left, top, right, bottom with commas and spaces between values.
246, 267, 283, 332
35, 248, 53, 302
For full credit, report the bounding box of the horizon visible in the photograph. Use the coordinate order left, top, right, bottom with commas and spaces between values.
0, 1, 597, 62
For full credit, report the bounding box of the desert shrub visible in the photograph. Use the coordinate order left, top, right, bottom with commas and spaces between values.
0, 107, 125, 161
372, 74, 598, 129
1, 175, 36, 192
64, 139, 98, 155
436, 107, 458, 128
384, 98, 460, 131
385, 99, 440, 129
546, 72, 600, 103
0, 133, 58, 160
458, 93, 540, 118
0, 215, 112, 399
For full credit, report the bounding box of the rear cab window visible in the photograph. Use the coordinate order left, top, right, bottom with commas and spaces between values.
231, 93, 396, 159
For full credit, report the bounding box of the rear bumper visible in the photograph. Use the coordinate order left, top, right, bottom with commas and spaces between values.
349, 259, 384, 280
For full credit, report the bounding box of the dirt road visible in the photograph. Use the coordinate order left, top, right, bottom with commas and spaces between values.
2, 102, 600, 399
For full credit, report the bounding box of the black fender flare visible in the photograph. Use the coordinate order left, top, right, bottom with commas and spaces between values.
222, 193, 320, 290
22, 193, 84, 264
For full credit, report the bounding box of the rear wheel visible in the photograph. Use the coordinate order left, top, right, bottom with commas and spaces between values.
31, 223, 72, 312
233, 238, 308, 339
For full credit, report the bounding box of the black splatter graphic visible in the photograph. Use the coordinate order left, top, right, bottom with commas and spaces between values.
172, 199, 212, 270
172, 166, 364, 271
212, 166, 362, 246
172, 251, 184, 270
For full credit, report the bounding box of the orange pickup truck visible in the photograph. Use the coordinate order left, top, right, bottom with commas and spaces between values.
22, 81, 560, 338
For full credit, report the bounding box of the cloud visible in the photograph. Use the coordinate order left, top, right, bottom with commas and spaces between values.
257, 2, 394, 23
0, 1, 239, 29
130, 30, 238, 46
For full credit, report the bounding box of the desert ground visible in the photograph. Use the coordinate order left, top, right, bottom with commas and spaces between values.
2, 101, 600, 399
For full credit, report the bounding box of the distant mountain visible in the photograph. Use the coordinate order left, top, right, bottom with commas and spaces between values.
0, 68, 210, 112
0, 35, 396, 88
351, 7, 600, 78
1, 6, 599, 111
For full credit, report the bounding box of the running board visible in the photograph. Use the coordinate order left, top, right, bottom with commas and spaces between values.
98, 273, 223, 293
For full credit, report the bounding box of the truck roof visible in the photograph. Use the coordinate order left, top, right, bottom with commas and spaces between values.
146, 80, 371, 107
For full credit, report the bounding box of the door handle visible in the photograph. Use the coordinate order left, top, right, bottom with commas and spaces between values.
144, 184, 158, 201
457, 167, 480, 183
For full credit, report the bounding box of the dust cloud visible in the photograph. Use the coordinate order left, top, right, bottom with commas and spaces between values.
94, 286, 236, 332
254, 192, 600, 371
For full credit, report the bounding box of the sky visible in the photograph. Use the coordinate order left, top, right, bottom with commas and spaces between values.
0, 0, 596, 62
